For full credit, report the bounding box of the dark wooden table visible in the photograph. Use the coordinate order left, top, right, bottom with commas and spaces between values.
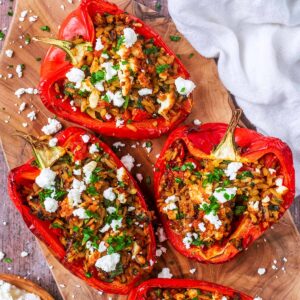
0, 1, 299, 300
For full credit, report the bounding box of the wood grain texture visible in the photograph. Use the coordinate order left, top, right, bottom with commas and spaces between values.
0, 1, 299, 300
0, 273, 55, 300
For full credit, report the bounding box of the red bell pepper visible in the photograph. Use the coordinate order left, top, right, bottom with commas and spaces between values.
7, 127, 156, 294
154, 110, 295, 263
128, 279, 252, 300
38, 0, 192, 139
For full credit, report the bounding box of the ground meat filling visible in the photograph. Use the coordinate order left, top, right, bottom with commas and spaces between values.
158, 140, 288, 250
21, 137, 152, 284
147, 288, 239, 300
56, 13, 194, 126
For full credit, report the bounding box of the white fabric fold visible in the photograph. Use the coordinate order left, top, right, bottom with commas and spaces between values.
169, 0, 300, 193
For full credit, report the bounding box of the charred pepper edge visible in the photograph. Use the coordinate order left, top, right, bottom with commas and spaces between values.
128, 279, 253, 300
7, 127, 156, 294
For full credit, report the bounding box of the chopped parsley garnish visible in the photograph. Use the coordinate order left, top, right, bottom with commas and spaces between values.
39, 189, 67, 202
176, 212, 185, 220
0, 30, 5, 41
40, 25, 50, 32
144, 46, 158, 55
87, 46, 93, 52
181, 162, 195, 171
156, 64, 170, 74
82, 227, 94, 243
189, 53, 194, 59
51, 222, 64, 229
90, 167, 102, 184
123, 96, 130, 109
175, 177, 183, 184
85, 272, 92, 278
25, 35, 31, 44
191, 238, 205, 246
35, 57, 41, 62
202, 168, 224, 187
107, 234, 132, 254
155, 1, 162, 11
236, 171, 254, 179
3, 258, 12, 263
90, 70, 105, 84
199, 196, 220, 215
86, 186, 99, 196
170, 35, 181, 42
115, 35, 125, 50
73, 226, 80, 232
85, 210, 99, 219
234, 205, 247, 216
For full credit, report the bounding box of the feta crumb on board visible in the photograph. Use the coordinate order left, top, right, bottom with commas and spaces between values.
121, 154, 135, 171
189, 268, 196, 274
95, 253, 120, 272
41, 118, 62, 135
157, 267, 173, 279
20, 251, 29, 257
193, 119, 201, 126
257, 267, 266, 276
157, 226, 167, 242
254, 297, 263, 300
0, 251, 5, 261
136, 173, 143, 182
5, 49, 14, 58
27, 111, 37, 121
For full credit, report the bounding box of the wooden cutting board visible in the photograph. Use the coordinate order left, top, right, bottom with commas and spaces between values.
0, 0, 299, 299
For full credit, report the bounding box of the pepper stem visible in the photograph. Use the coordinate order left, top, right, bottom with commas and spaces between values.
33, 37, 92, 66
212, 109, 242, 161
15, 131, 66, 169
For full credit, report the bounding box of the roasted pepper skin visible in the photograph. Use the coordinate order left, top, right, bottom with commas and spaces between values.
8, 127, 156, 294
128, 279, 253, 300
39, 0, 192, 139
154, 123, 295, 264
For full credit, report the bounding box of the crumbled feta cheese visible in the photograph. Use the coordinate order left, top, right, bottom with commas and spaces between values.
49, 138, 58, 147
103, 187, 116, 201
275, 178, 283, 186
83, 161, 97, 183
68, 179, 86, 206
268, 168, 276, 175
18, 102, 26, 113
198, 222, 206, 232
121, 154, 135, 171
116, 118, 124, 128
163, 195, 179, 211
20, 251, 29, 257
276, 185, 288, 194
44, 198, 59, 213
257, 268, 266, 276
138, 88, 152, 96
5, 49, 14, 58
73, 208, 89, 219
193, 119, 201, 126
89, 144, 99, 154
95, 253, 120, 272
112, 91, 125, 107
190, 268, 196, 274
35, 168, 56, 189
0, 251, 5, 261
113, 142, 125, 149
283, 257, 288, 262
81, 134, 90, 143
73, 169, 82, 176
123, 28, 137, 48
100, 224, 110, 233
19, 10, 28, 22
15, 87, 38, 98
41, 118, 62, 135
105, 113, 112, 120
66, 67, 85, 88
183, 232, 198, 249
253, 297, 262, 300
111, 218, 123, 231
16, 64, 23, 78
118, 193, 126, 204
157, 267, 173, 279
29, 15, 38, 22
224, 162, 243, 180
128, 206, 135, 212
95, 37, 104, 51
249, 201, 259, 211
101, 62, 118, 81
22, 123, 28, 128
175, 77, 196, 96
157, 227, 167, 242
98, 241, 107, 253
204, 212, 222, 229
94, 81, 104, 92
106, 207, 116, 214
262, 196, 270, 203
136, 173, 143, 182
157, 92, 175, 116
213, 187, 237, 203
27, 111, 36, 121
101, 52, 109, 59
117, 167, 127, 182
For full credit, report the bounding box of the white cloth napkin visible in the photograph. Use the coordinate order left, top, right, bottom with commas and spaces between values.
169, 0, 300, 194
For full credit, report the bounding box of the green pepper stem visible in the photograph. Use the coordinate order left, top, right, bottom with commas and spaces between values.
212, 109, 242, 161
15, 131, 65, 169
33, 37, 92, 66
